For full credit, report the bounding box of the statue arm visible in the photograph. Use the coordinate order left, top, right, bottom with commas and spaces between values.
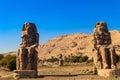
30, 43, 39, 48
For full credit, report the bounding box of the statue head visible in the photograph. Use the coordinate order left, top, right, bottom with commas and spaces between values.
94, 22, 108, 33
22, 22, 37, 36
20, 22, 39, 47
93, 22, 111, 45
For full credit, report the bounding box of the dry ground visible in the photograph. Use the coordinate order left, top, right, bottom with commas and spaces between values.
38, 63, 93, 75
0, 62, 120, 80
20, 76, 119, 80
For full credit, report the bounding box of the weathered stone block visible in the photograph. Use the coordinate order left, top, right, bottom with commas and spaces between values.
14, 70, 37, 78
97, 69, 120, 77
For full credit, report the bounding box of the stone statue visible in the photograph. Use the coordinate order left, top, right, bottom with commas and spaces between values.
15, 22, 39, 78
58, 54, 63, 66
92, 22, 117, 70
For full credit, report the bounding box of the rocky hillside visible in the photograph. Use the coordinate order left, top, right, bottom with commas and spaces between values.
3, 30, 120, 59
38, 33, 93, 59
38, 30, 120, 59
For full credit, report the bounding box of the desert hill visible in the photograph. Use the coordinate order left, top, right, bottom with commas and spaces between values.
38, 30, 120, 59
3, 30, 120, 59
38, 33, 93, 59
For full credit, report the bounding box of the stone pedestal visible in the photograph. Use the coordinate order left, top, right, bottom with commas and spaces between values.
14, 70, 37, 78
97, 69, 120, 77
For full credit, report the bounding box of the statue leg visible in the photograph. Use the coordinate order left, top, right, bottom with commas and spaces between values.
19, 48, 28, 70
19, 48, 24, 70
17, 49, 20, 70
28, 48, 32, 70
93, 49, 102, 69
28, 47, 37, 70
99, 47, 109, 69
109, 47, 117, 69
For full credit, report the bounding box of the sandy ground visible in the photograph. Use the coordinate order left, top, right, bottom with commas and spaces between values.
0, 62, 120, 80
38, 63, 93, 75
20, 75, 118, 80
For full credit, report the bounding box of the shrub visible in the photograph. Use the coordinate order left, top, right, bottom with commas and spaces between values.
82, 56, 89, 62
0, 54, 4, 60
0, 55, 16, 71
71, 56, 81, 62
64, 55, 89, 63
46, 56, 59, 63
64, 57, 70, 63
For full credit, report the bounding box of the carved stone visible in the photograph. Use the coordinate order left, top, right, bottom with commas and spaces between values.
92, 22, 117, 75
58, 54, 63, 66
97, 69, 120, 77
14, 22, 39, 78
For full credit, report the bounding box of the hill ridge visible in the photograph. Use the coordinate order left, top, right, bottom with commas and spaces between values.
3, 30, 120, 59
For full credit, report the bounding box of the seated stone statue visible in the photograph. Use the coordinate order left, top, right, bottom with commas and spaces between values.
58, 54, 63, 66
92, 22, 117, 70
17, 22, 39, 71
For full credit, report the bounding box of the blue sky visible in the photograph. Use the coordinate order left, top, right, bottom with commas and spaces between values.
0, 0, 120, 53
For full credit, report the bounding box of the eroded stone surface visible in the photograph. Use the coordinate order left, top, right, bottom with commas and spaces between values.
15, 22, 39, 78
97, 69, 120, 77
58, 54, 63, 66
92, 22, 117, 72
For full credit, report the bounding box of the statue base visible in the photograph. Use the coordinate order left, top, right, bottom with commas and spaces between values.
97, 69, 120, 77
13, 70, 37, 79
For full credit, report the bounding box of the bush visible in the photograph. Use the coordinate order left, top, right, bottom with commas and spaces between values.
46, 56, 59, 63
0, 55, 16, 71
64, 57, 70, 63
64, 55, 89, 63
71, 56, 81, 62
0, 54, 4, 60
82, 56, 89, 62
